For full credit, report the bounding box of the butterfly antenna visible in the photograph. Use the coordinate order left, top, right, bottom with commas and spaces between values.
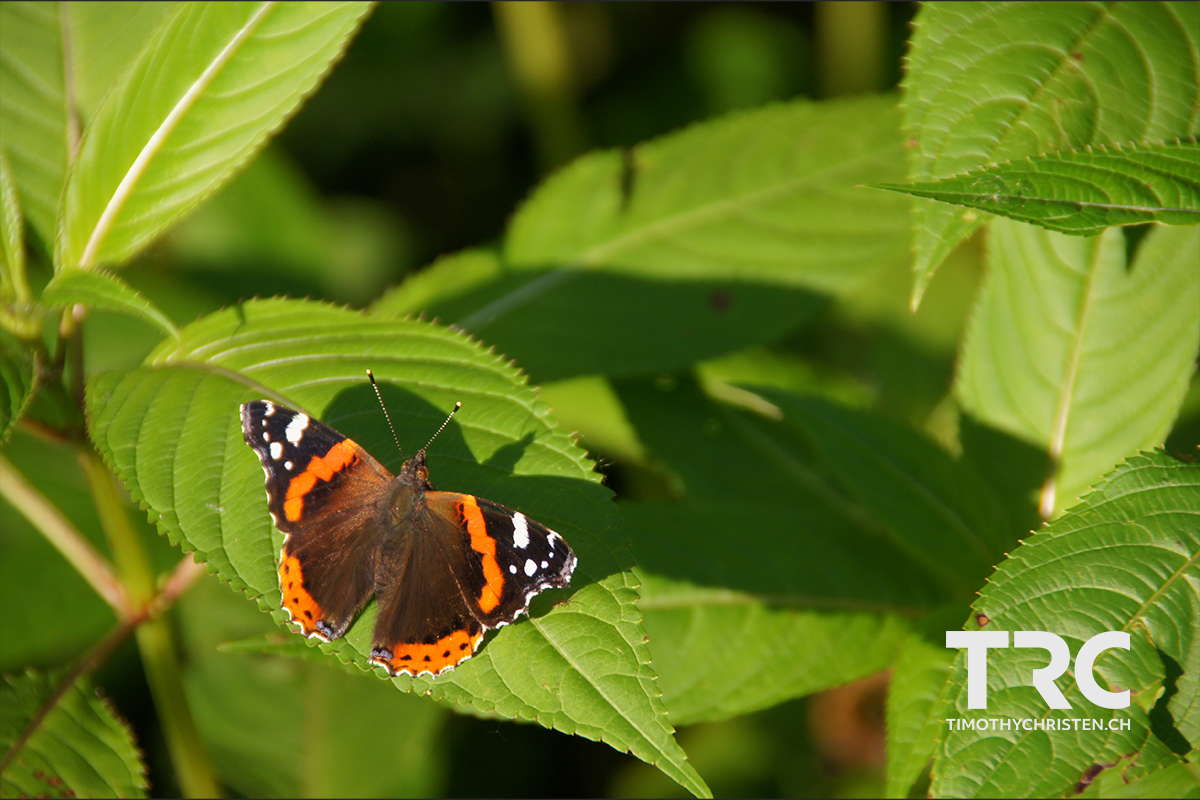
366, 370, 405, 460
421, 401, 462, 454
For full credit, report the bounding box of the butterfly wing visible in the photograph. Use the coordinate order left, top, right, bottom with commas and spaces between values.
369, 489, 576, 677
241, 401, 393, 641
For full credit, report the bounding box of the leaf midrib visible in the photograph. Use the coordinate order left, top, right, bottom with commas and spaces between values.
78, 2, 276, 269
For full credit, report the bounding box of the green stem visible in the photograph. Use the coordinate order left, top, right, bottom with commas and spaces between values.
79, 449, 222, 798
0, 453, 127, 613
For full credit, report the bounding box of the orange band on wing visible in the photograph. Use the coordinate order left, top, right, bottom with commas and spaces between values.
460, 496, 504, 614
278, 552, 326, 638
283, 439, 358, 521
371, 628, 483, 676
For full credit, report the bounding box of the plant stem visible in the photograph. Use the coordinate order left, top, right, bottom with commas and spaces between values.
79, 449, 222, 798
0, 453, 127, 613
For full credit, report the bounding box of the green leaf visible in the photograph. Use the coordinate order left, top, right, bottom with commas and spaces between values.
0, 2, 69, 245
872, 138, 1200, 236
1090, 747, 1200, 798
41, 270, 179, 342
1, 147, 27, 304
67, 3, 174, 120
933, 450, 1200, 798
84, 298, 709, 798
627, 501, 921, 725
956, 221, 1200, 516
885, 623, 957, 800
0, 331, 36, 443
612, 377, 956, 723
505, 94, 912, 295
903, 2, 1200, 304
374, 249, 825, 382
760, 391, 1017, 596
0, 669, 148, 799
57, 1, 373, 270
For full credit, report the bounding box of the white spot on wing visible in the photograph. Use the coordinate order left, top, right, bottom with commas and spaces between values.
547, 531, 560, 551
269, 441, 283, 460
264, 401, 276, 416
524, 558, 537, 577
512, 513, 530, 549
285, 413, 309, 444
284, 461, 293, 471
262, 431, 270, 442
509, 564, 517, 574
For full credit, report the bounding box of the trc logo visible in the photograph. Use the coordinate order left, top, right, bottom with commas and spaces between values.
947, 631, 1130, 710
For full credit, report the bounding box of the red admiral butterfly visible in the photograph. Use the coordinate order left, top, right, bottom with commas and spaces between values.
240, 377, 577, 677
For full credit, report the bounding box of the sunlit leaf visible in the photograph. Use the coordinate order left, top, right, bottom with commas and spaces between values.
903, 2, 1200, 304
956, 222, 1200, 515
0, 2, 69, 244
934, 450, 1200, 798
873, 138, 1200, 236
57, 2, 373, 270
506, 94, 911, 294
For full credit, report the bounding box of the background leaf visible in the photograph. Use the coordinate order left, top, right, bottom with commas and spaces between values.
505, 94, 912, 294
956, 221, 1200, 515
611, 377, 966, 725
57, 1, 373, 270
0, 669, 148, 799
934, 450, 1200, 798
0, 1, 69, 246
872, 138, 1200, 236
85, 297, 709, 798
375, 249, 826, 383
903, 2, 1200, 303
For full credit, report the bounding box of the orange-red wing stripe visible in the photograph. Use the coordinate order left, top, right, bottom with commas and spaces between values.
371, 628, 483, 676
459, 496, 504, 614
282, 439, 359, 521
278, 551, 326, 638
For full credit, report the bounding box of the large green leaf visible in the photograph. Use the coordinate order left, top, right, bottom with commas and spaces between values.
627, 501, 921, 726
505, 94, 912, 294
67, 3, 174, 119
0, 2, 69, 245
612, 377, 958, 724
84, 298, 709, 798
57, 1, 373, 270
903, 2, 1200, 304
933, 450, 1200, 797
763, 392, 1017, 595
0, 670, 147, 799
374, 249, 825, 383
872, 138, 1200, 236
956, 221, 1200, 516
